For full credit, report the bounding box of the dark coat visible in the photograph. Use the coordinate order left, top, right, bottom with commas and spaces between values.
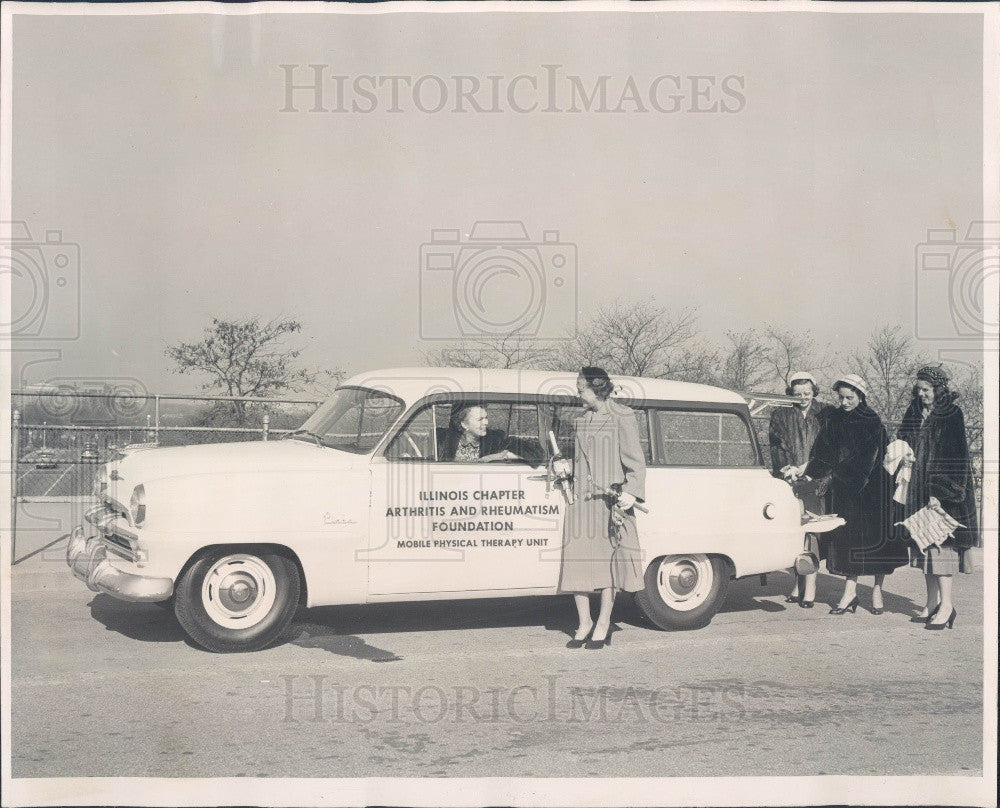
805, 404, 907, 576
768, 400, 833, 474
896, 399, 980, 549
437, 427, 545, 466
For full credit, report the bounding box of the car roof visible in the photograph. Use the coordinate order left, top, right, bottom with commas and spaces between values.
339, 367, 747, 407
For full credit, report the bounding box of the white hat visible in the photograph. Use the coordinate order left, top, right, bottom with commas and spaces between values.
833, 373, 870, 399
786, 371, 816, 387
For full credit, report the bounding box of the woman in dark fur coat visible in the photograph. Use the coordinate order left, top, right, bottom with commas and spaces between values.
895, 366, 979, 630
804, 374, 907, 615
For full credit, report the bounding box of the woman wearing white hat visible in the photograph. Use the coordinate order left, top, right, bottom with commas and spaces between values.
769, 371, 833, 608
803, 374, 906, 614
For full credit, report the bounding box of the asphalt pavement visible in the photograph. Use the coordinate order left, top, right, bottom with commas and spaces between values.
9, 502, 985, 779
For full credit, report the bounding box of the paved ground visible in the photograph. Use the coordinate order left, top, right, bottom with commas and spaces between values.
9, 503, 985, 779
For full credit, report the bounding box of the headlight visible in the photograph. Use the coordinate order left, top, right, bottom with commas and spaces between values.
130, 484, 146, 527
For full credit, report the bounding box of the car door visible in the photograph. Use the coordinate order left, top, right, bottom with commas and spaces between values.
366, 397, 567, 596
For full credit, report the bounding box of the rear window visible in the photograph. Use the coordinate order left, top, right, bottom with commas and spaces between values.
655, 410, 758, 467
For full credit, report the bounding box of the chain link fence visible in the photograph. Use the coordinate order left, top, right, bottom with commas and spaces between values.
12, 390, 321, 499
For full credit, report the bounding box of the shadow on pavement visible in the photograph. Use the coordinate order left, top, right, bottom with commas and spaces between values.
88, 596, 187, 643
85, 570, 930, 654
298, 594, 586, 641
289, 623, 404, 662
720, 571, 923, 616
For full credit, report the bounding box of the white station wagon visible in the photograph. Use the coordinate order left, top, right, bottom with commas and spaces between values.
66, 367, 837, 652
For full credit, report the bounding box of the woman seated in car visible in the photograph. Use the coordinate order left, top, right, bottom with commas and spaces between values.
438, 404, 544, 465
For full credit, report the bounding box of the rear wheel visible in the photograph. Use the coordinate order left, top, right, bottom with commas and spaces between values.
174, 548, 300, 653
636, 554, 730, 630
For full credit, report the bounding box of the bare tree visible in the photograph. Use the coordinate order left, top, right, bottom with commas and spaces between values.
718, 329, 771, 392
847, 325, 929, 423
763, 327, 833, 391
662, 343, 723, 385
424, 332, 557, 369
166, 317, 321, 424
947, 361, 984, 452
548, 301, 701, 377
310, 368, 348, 398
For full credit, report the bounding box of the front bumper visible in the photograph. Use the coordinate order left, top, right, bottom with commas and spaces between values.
65, 528, 173, 602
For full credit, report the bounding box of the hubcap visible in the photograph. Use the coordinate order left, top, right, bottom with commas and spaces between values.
201, 554, 277, 629
656, 554, 713, 612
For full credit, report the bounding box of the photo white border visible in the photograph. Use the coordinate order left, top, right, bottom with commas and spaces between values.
1, 2, 996, 806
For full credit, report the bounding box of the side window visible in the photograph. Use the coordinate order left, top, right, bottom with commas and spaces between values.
385, 400, 544, 464
632, 408, 653, 464
655, 410, 758, 467
483, 402, 537, 443
547, 404, 584, 458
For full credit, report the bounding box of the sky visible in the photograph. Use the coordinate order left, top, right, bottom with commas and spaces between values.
7, 7, 988, 396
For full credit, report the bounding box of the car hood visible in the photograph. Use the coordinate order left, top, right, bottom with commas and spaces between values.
106, 439, 361, 490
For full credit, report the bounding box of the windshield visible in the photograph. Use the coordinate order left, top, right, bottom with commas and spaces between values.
292, 386, 405, 454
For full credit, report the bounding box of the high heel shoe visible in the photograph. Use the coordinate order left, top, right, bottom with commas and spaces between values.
925, 608, 957, 631
829, 596, 859, 615
799, 600, 814, 609
910, 604, 940, 624
585, 627, 612, 649
870, 605, 884, 615
784, 594, 800, 604
565, 626, 593, 648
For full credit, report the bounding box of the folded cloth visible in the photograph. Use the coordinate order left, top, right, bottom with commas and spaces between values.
896, 501, 966, 553
883, 439, 914, 505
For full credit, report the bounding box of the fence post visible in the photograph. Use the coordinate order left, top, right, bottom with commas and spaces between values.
11, 410, 19, 564
262, 413, 269, 442
154, 395, 160, 444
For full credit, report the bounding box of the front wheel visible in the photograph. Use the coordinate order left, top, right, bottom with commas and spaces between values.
635, 554, 730, 630
174, 548, 301, 653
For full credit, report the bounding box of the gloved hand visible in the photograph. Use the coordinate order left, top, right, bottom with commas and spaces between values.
552, 458, 572, 479
616, 491, 637, 511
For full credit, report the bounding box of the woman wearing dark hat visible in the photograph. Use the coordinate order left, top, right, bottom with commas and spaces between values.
769, 371, 833, 608
895, 366, 979, 630
803, 374, 906, 614
555, 367, 646, 649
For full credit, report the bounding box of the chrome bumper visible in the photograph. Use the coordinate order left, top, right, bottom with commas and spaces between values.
65, 528, 173, 602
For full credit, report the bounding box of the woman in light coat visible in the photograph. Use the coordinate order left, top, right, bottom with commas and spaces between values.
556, 367, 645, 649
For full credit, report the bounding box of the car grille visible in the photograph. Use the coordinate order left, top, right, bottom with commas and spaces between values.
85, 501, 139, 561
